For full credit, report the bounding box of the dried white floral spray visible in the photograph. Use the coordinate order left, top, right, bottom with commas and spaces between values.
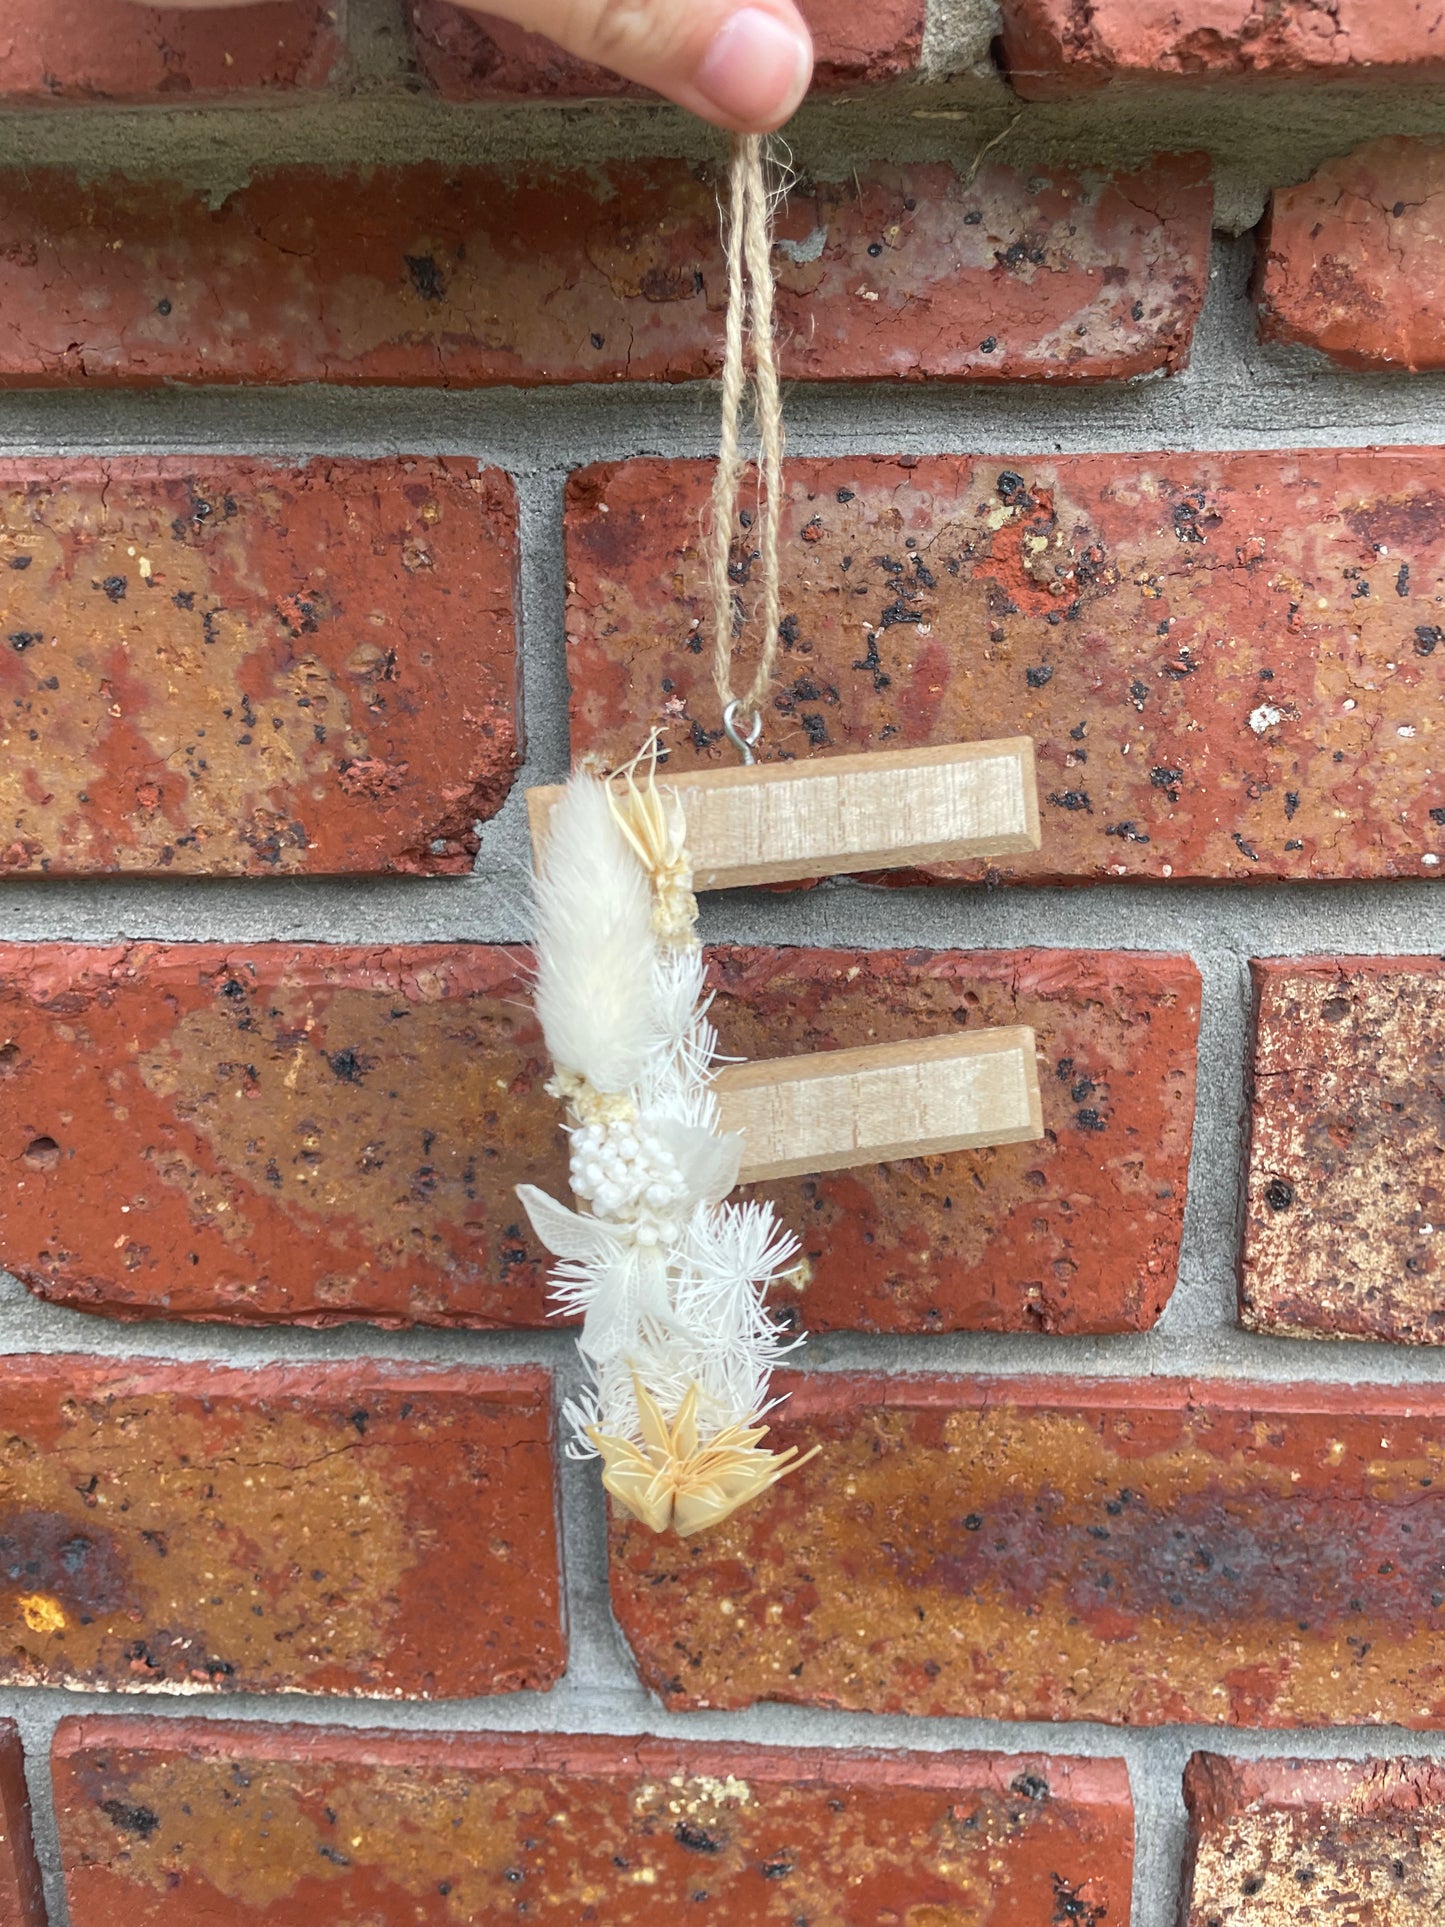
517, 745, 816, 1537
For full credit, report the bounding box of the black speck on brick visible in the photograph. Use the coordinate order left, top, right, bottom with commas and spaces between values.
100, 1801, 159, 1839
1026, 665, 1053, 688
404, 253, 447, 302
675, 1823, 722, 1854
1048, 790, 1091, 812
851, 632, 890, 692
1010, 1772, 1050, 1801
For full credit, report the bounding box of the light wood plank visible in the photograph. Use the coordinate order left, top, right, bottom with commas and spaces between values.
527, 738, 1040, 889
713, 1027, 1043, 1182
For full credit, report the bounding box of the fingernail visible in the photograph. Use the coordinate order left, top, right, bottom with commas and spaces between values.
695, 7, 812, 128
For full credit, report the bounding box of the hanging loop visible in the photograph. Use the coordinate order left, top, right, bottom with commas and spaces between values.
723, 701, 763, 766
709, 132, 785, 756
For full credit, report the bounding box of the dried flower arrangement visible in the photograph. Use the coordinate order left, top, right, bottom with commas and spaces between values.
516, 749, 816, 1537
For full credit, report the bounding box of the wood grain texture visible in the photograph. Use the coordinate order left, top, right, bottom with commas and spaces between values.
715, 1029, 1043, 1181
527, 739, 1040, 888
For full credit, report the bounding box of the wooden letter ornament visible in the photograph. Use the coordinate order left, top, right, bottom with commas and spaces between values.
526, 739, 1041, 888
714, 1028, 1044, 1183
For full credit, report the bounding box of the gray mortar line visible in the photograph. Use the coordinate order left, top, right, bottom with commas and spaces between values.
0, 875, 1437, 949
7, 1298, 1445, 1380
4, 70, 1445, 185
344, 0, 419, 89
922, 0, 1003, 82
13, 360, 1445, 462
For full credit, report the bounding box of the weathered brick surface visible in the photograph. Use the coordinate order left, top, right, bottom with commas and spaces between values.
0, 1724, 44, 1927
566, 452, 1445, 883
0, 0, 343, 103
0, 940, 554, 1333
712, 947, 1198, 1334
0, 943, 553, 1327
0, 943, 1196, 1335
1182, 1753, 1445, 1924
0, 458, 517, 877
610, 1375, 1445, 1726
1240, 958, 1445, 1345
0, 1356, 560, 1699
0, 157, 1211, 388
999, 0, 1445, 98
409, 0, 924, 100
1259, 137, 1445, 372
53, 1720, 1135, 1925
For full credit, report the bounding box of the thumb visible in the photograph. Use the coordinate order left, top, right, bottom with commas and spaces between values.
473, 0, 814, 131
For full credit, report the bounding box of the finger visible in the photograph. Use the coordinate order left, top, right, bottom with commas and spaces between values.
477, 0, 814, 131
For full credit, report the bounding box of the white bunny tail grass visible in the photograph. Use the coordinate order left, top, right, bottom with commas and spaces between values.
518, 756, 815, 1537
533, 775, 656, 1097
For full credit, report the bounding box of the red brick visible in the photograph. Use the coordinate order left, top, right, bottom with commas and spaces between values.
0, 458, 517, 877
1258, 137, 1445, 372
409, 0, 923, 100
0, 1724, 45, 1927
1240, 958, 1445, 1345
53, 1719, 1134, 1925
0, 943, 552, 1327
1182, 1753, 1445, 1923
998, 0, 1445, 99
0, 943, 1196, 1336
0, 1356, 561, 1699
712, 947, 1198, 1334
0, 0, 343, 102
0, 157, 1210, 389
610, 1375, 1445, 1725
566, 452, 1445, 884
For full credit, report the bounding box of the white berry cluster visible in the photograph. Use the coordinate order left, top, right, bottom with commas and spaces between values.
568, 1117, 689, 1246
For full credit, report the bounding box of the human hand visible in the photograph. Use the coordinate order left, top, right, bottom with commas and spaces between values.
153, 0, 815, 130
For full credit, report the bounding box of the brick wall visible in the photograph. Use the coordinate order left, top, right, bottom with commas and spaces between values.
1, 3, 1445, 1923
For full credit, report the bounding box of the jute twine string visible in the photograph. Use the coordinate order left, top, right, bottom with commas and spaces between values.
708, 133, 785, 753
